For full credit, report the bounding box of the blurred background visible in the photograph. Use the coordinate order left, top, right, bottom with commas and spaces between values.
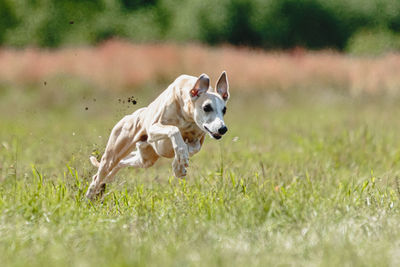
0, 0, 400, 93
1, 0, 400, 52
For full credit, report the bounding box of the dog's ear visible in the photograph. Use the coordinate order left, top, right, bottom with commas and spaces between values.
215, 71, 229, 101
190, 74, 209, 100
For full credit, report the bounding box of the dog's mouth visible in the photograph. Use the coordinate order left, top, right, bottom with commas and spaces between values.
204, 126, 222, 140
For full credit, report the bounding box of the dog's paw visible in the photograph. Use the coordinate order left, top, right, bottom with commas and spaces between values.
172, 147, 189, 178
85, 185, 97, 200
85, 182, 106, 201
172, 160, 187, 178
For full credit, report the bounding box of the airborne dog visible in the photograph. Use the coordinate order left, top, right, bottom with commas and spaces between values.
86, 71, 230, 200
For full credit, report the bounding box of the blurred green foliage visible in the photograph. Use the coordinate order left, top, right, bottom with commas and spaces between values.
1, 0, 400, 52
347, 28, 400, 55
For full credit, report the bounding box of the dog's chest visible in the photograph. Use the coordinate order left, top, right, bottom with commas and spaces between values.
160, 98, 204, 142
179, 123, 203, 142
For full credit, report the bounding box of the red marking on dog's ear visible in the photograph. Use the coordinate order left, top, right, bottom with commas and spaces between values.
190, 89, 198, 97
222, 93, 228, 100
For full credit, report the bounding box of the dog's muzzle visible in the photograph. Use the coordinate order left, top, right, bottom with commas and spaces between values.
204, 126, 228, 140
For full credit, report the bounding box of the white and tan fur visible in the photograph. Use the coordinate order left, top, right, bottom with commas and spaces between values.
86, 72, 230, 200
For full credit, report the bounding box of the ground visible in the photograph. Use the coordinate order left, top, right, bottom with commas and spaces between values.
1, 80, 400, 267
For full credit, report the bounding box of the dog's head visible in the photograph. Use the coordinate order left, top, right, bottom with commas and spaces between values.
190, 71, 230, 140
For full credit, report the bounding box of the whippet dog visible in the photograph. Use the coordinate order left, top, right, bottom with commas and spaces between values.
86, 72, 230, 200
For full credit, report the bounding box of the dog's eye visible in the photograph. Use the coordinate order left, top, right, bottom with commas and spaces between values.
222, 107, 226, 115
203, 104, 213, 112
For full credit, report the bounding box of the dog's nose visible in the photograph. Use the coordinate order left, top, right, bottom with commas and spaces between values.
218, 126, 228, 135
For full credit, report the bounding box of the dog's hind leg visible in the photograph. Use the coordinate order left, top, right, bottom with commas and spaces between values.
87, 142, 158, 199
119, 141, 159, 169
86, 111, 146, 200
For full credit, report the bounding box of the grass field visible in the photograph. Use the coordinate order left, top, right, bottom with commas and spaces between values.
1, 73, 400, 266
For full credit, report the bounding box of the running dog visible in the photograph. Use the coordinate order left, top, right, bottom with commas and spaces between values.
86, 71, 230, 200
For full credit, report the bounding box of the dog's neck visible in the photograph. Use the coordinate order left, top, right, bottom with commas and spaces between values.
174, 88, 195, 122
172, 88, 205, 142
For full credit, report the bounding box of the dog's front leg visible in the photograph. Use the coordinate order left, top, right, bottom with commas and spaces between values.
147, 123, 189, 178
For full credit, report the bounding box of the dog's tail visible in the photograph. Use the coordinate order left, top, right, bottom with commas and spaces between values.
90, 156, 100, 168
